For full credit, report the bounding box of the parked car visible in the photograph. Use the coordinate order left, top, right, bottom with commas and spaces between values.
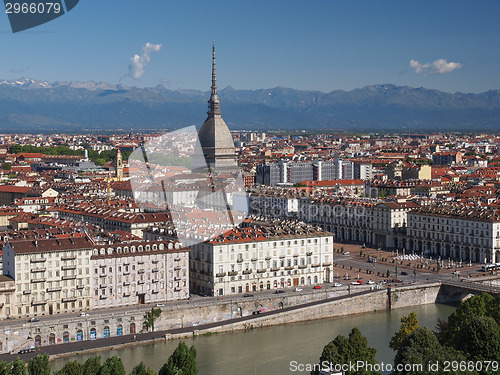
367, 280, 375, 285
343, 251, 350, 255
313, 285, 322, 289
18, 348, 35, 354
274, 289, 285, 294
294, 287, 303, 292
27, 318, 39, 323
400, 271, 408, 276
80, 312, 89, 317
243, 293, 254, 297
155, 303, 165, 307
333, 283, 342, 287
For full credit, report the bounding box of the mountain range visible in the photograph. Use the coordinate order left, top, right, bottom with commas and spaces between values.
1, 78, 499, 132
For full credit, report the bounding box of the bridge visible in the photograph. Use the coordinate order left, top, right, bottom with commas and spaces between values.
439, 278, 500, 302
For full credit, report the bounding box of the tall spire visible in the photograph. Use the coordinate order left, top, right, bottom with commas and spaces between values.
208, 42, 221, 117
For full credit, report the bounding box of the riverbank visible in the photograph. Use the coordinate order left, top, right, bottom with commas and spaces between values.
31, 282, 445, 362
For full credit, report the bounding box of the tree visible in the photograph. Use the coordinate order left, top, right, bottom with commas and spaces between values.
128, 362, 155, 375
98, 356, 125, 375
143, 308, 162, 332
0, 361, 9, 375
2, 163, 11, 170
56, 361, 83, 375
389, 312, 420, 351
27, 355, 50, 375
9, 357, 26, 375
394, 327, 470, 375
455, 316, 500, 363
442, 293, 500, 346
159, 342, 198, 375
83, 356, 102, 375
311, 327, 379, 375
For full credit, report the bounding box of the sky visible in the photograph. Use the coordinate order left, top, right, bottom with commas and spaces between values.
1, 0, 499, 93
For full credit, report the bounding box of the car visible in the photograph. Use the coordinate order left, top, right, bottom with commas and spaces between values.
27, 318, 39, 323
343, 251, 350, 255
400, 271, 408, 276
367, 280, 375, 285
155, 303, 165, 307
333, 283, 342, 287
294, 287, 303, 292
392, 279, 402, 283
80, 312, 89, 317
18, 348, 35, 354
252, 310, 261, 315
243, 293, 254, 297
274, 289, 285, 294
313, 285, 322, 289
351, 281, 360, 285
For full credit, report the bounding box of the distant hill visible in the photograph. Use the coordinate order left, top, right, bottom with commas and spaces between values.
0, 78, 499, 131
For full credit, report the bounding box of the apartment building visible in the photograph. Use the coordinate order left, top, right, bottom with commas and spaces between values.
91, 240, 190, 309
406, 205, 500, 264
189, 219, 334, 296
2, 236, 94, 318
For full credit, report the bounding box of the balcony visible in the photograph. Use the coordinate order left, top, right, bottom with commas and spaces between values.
123, 293, 131, 297
62, 275, 77, 280
228, 271, 238, 276
30, 258, 46, 263
138, 269, 145, 274
152, 279, 159, 283
152, 290, 159, 294
251, 258, 257, 262
76, 285, 84, 290
31, 300, 47, 306
270, 267, 280, 272
284, 266, 294, 270
123, 281, 130, 286
30, 268, 46, 273
62, 265, 76, 271
31, 278, 46, 283
152, 268, 159, 273
46, 287, 62, 292
242, 270, 252, 275
61, 256, 76, 261
323, 262, 332, 267
236, 259, 243, 263
311, 264, 321, 268
174, 276, 182, 281
216, 272, 226, 278
265, 257, 271, 260
257, 269, 266, 273
62, 297, 77, 303
23, 290, 31, 295
174, 267, 181, 271
174, 257, 181, 262
298, 265, 307, 269
138, 280, 145, 284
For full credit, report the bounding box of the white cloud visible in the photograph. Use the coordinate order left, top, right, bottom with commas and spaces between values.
129, 43, 162, 80
410, 59, 462, 76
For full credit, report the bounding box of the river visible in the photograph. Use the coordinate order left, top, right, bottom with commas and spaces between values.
51, 303, 456, 375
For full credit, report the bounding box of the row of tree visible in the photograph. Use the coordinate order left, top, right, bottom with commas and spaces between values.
312, 293, 500, 375
9, 145, 130, 166
0, 342, 197, 375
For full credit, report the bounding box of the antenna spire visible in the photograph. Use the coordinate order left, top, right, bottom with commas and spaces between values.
208, 42, 221, 117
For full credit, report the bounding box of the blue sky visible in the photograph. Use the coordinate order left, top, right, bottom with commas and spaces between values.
1, 0, 499, 93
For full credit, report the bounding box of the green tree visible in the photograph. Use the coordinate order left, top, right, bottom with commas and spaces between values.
0, 361, 9, 375
443, 293, 500, 346
2, 163, 11, 170
56, 361, 84, 375
394, 327, 470, 375
311, 327, 379, 375
27, 355, 50, 375
159, 342, 198, 375
98, 356, 125, 375
143, 308, 162, 332
9, 357, 26, 375
455, 316, 500, 364
83, 356, 102, 375
128, 362, 155, 375
389, 312, 420, 351
95, 158, 107, 166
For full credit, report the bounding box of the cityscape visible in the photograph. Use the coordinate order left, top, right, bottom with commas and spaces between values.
1, 1, 500, 375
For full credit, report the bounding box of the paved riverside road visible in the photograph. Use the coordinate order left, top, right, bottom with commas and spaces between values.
0, 289, 377, 362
